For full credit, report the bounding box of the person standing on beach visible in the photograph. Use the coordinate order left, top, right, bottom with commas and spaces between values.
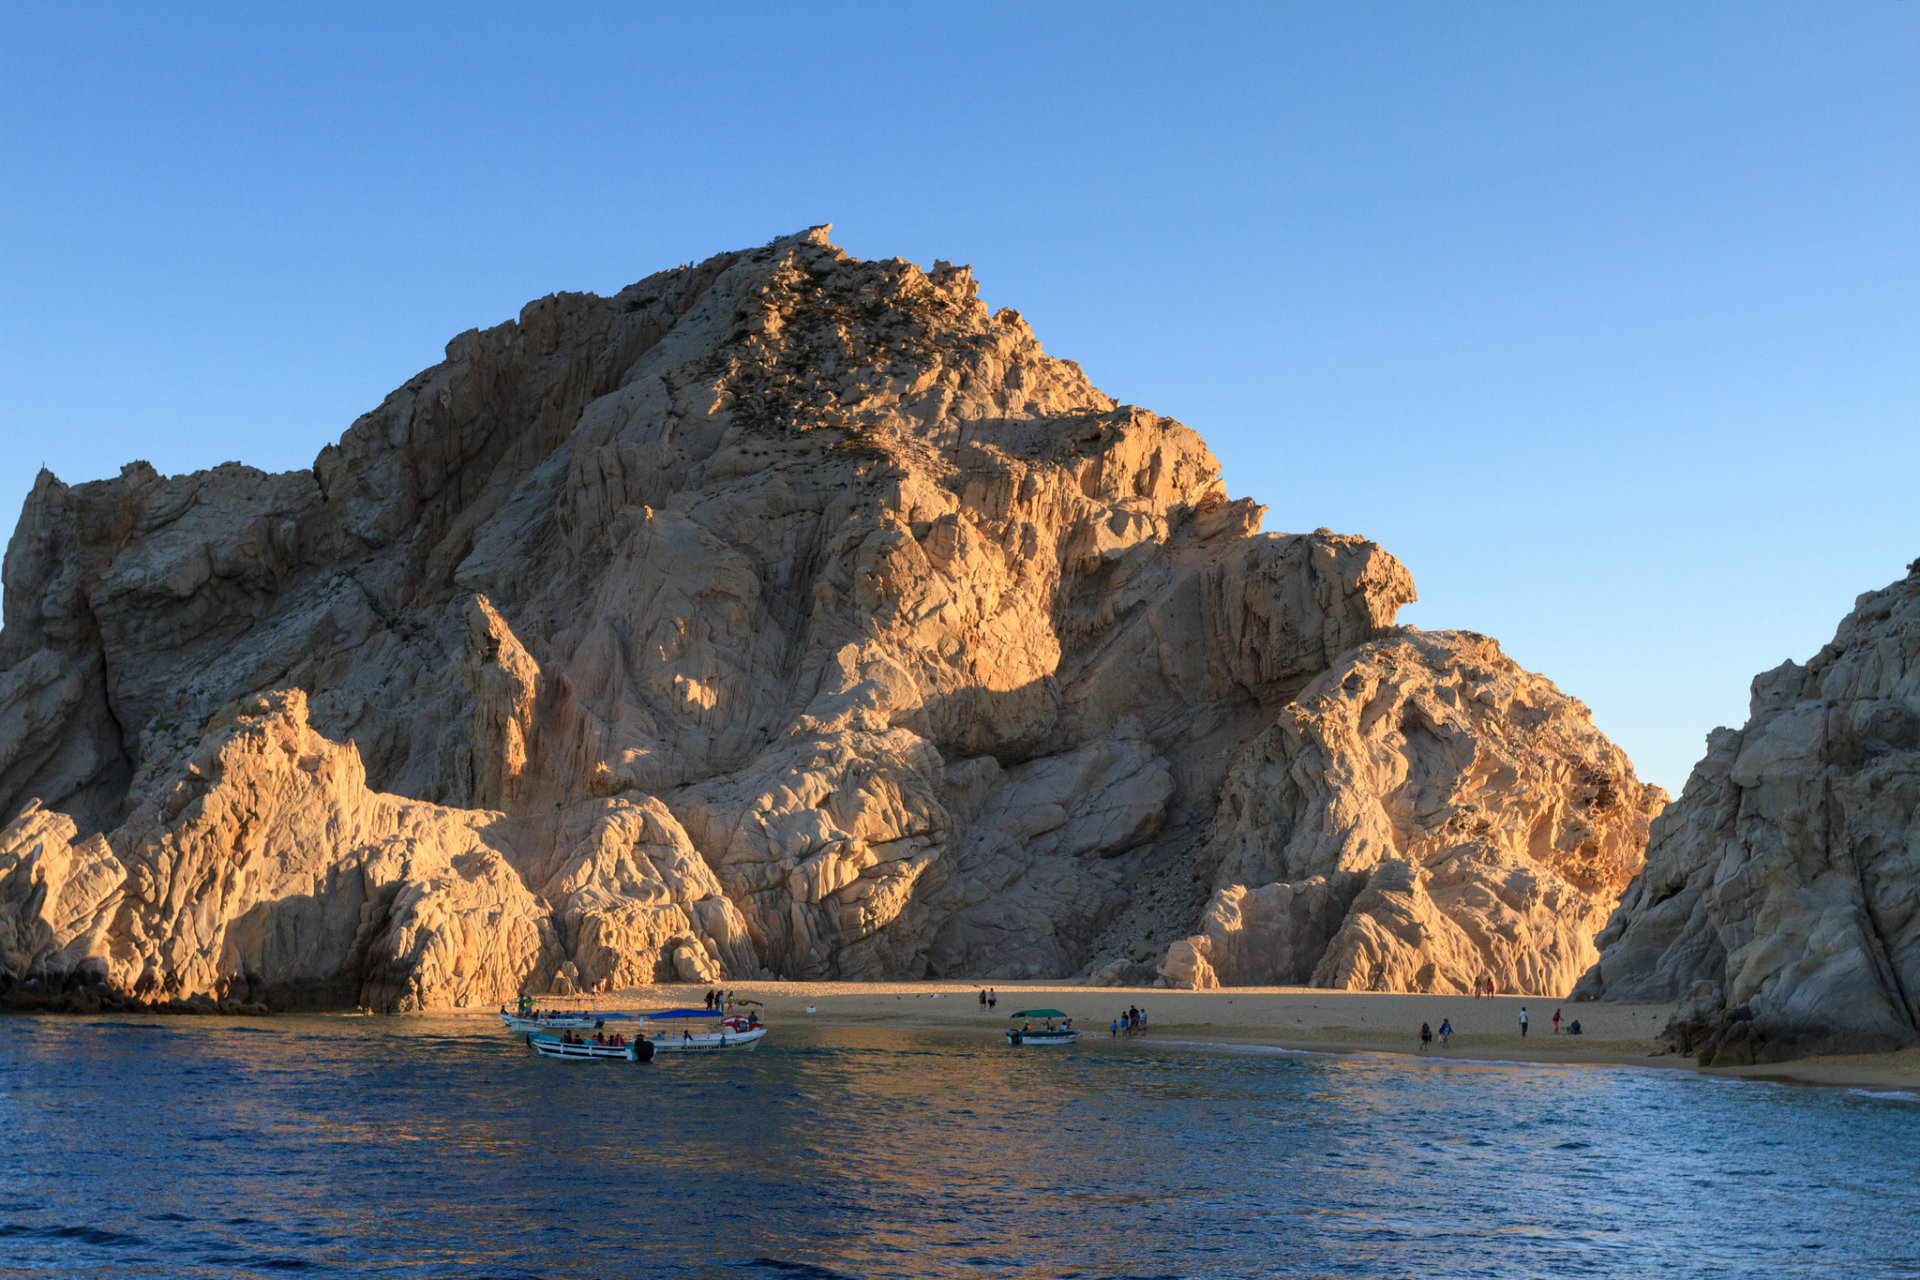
1438, 1018, 1452, 1048
978, 989, 987, 1008
1552, 1008, 1562, 1035
988, 988, 996, 1010
1518, 1007, 1529, 1037
1419, 1022, 1432, 1052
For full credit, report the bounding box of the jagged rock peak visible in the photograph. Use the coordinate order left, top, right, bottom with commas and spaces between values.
0, 230, 1645, 1009
1577, 563, 1920, 1063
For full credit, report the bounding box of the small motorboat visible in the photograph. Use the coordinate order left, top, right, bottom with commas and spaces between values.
1006, 1009, 1079, 1046
498, 995, 642, 1034
631, 1007, 767, 1053
500, 1010, 619, 1033
529, 1030, 655, 1062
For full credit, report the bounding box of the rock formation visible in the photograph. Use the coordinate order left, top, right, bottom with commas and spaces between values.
1157, 631, 1664, 995
0, 227, 1657, 1010
1577, 564, 1920, 1063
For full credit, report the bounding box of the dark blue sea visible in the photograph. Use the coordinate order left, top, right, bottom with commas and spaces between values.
1, 1015, 1916, 1278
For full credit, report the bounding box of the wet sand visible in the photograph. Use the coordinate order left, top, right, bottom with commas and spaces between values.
510, 979, 1920, 1093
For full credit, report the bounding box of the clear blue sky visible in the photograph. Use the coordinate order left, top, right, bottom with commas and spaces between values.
3, 4, 1917, 793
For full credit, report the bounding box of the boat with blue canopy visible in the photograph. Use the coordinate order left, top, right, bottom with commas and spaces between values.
627, 1007, 767, 1053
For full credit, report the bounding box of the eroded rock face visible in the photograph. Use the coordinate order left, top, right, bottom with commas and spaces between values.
1577, 566, 1920, 1063
0, 227, 1647, 1008
1160, 632, 1666, 997
0, 689, 749, 1010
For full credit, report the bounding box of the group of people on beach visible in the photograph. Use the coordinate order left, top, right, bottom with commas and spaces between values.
701, 989, 735, 1010
976, 988, 997, 1009
1111, 1006, 1147, 1037
1418, 1004, 1582, 1050
1518, 1006, 1581, 1037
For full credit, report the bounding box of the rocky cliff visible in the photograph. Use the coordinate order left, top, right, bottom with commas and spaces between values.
0, 227, 1658, 1010
1577, 564, 1920, 1064
1157, 631, 1664, 995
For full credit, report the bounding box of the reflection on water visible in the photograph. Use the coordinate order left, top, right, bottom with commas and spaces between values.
0, 1015, 1916, 1277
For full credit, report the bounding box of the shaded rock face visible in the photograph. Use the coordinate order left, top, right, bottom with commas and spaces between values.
1577, 566, 1920, 1064
1160, 632, 1665, 997
0, 226, 1648, 1009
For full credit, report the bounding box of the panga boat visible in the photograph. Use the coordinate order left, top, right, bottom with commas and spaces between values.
527, 1007, 767, 1058
500, 1009, 619, 1033
529, 1030, 656, 1062
631, 1007, 767, 1053
498, 996, 624, 1033
1006, 1009, 1079, 1046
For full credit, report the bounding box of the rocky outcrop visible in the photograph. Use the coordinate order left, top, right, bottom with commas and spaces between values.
0, 802, 125, 987
0, 227, 1653, 1009
1160, 632, 1665, 996
1577, 565, 1920, 1063
0, 688, 751, 1010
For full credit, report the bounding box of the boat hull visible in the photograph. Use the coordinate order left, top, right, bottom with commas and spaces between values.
1006, 1029, 1080, 1046
643, 1026, 767, 1053
501, 1012, 610, 1033
528, 1033, 655, 1062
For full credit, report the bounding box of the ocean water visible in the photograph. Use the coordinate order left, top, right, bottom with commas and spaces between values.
0, 1016, 1916, 1279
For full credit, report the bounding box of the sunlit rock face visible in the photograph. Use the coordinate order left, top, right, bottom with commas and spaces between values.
1578, 564, 1920, 1064
0, 227, 1653, 1009
1156, 632, 1665, 997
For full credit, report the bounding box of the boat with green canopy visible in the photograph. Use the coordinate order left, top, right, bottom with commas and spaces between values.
1006, 1009, 1078, 1046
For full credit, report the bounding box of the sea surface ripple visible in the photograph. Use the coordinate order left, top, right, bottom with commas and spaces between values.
1, 1015, 1916, 1278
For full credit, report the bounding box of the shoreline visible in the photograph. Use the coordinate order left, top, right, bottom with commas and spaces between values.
14, 978, 1917, 1093
500, 979, 1920, 1093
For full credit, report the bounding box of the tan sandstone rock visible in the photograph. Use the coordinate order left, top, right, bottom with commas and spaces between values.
0, 801, 125, 985
1160, 632, 1665, 996
1577, 564, 1920, 1063
0, 228, 1652, 1008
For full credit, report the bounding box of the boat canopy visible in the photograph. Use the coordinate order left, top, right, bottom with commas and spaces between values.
1009, 1009, 1067, 1019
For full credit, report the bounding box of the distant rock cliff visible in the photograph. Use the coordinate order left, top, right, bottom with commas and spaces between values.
0, 227, 1658, 1010
1577, 565, 1920, 1064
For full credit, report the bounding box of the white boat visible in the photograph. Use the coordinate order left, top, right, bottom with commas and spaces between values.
633, 1009, 767, 1053
499, 1009, 617, 1033
529, 1031, 655, 1062
523, 1007, 767, 1057
1006, 1008, 1080, 1046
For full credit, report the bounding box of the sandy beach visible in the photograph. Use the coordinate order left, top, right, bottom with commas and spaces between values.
504, 979, 1920, 1093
